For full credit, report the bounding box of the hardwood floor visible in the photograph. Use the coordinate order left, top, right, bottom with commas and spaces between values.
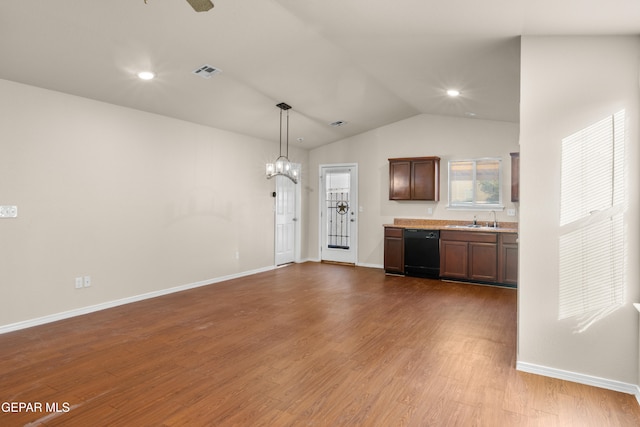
1, 262, 639, 426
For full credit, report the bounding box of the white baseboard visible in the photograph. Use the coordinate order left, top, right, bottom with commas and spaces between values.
356, 262, 383, 269
516, 361, 640, 402
0, 265, 275, 335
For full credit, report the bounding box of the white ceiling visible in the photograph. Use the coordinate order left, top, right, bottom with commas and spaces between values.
1, 0, 639, 149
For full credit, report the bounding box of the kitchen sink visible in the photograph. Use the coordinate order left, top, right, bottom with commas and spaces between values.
444, 224, 501, 229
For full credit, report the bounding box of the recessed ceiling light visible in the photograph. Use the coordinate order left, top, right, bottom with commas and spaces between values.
446, 89, 460, 97
296, 137, 304, 143
137, 71, 156, 80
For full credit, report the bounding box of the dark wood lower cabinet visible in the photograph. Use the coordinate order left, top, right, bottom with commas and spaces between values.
469, 242, 498, 282
440, 240, 468, 279
384, 227, 404, 274
385, 227, 518, 286
440, 230, 516, 286
498, 233, 518, 285
440, 231, 497, 283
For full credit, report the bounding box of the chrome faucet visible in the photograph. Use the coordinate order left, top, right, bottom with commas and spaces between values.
490, 210, 498, 228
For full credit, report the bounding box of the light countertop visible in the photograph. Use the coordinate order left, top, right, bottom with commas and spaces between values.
384, 218, 518, 233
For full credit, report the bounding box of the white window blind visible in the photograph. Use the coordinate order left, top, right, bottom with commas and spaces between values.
448, 158, 502, 209
558, 110, 626, 326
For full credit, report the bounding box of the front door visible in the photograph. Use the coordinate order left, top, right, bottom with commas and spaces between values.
320, 164, 358, 264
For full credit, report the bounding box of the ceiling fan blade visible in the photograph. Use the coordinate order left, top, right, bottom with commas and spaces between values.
186, 0, 214, 12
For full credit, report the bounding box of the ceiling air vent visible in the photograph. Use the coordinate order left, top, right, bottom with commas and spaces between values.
329, 120, 348, 127
192, 64, 222, 79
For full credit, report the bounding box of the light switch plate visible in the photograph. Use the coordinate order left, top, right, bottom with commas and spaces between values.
0, 206, 17, 218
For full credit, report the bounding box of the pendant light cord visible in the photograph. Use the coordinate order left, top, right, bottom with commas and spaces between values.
279, 108, 284, 157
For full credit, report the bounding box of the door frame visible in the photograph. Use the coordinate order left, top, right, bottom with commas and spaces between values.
318, 163, 358, 265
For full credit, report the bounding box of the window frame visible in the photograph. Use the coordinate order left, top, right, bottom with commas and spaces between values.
447, 157, 504, 211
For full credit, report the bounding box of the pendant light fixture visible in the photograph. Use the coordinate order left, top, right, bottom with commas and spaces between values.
266, 102, 299, 184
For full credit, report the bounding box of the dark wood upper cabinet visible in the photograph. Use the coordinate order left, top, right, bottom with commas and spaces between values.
389, 160, 412, 200
389, 156, 440, 201
510, 152, 519, 202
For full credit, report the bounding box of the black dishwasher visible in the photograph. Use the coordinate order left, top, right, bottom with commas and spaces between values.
404, 229, 440, 278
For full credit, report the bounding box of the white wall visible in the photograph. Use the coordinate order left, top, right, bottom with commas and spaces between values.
307, 114, 520, 266
519, 36, 640, 386
0, 79, 308, 328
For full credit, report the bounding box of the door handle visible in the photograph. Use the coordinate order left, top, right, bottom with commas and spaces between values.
292, 218, 298, 222
350, 218, 355, 222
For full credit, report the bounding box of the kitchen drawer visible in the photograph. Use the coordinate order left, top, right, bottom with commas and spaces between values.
385, 227, 404, 238
500, 233, 518, 244
440, 230, 497, 243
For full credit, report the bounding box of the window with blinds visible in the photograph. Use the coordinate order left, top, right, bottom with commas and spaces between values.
448, 158, 502, 209
558, 110, 626, 329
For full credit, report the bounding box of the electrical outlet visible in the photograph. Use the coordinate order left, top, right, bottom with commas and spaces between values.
75, 277, 83, 289
0, 206, 17, 218
507, 209, 516, 217
83, 276, 91, 287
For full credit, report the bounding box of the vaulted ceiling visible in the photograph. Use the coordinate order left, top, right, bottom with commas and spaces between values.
1, 1, 639, 148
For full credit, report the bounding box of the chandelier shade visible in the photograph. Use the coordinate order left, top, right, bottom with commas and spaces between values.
266, 102, 299, 184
